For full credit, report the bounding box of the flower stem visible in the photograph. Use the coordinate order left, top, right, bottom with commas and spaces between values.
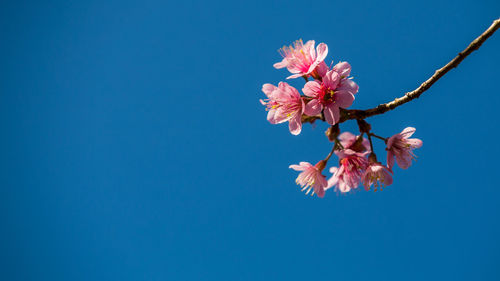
324, 140, 340, 163
369, 133, 387, 143
367, 133, 375, 153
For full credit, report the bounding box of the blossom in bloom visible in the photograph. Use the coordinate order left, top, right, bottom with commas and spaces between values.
362, 162, 393, 191
336, 131, 370, 154
302, 70, 355, 125
386, 127, 423, 169
261, 82, 305, 135
289, 161, 328, 197
273, 39, 328, 79
327, 149, 369, 193
331, 61, 359, 95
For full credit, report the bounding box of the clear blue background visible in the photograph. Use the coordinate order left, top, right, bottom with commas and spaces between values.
1, 1, 499, 280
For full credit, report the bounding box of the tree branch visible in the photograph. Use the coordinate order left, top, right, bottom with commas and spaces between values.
304, 18, 500, 124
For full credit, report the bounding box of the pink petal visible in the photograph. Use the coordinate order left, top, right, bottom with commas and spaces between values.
289, 165, 304, 171
318, 175, 328, 188
289, 164, 307, 171
332, 61, 351, 77
316, 187, 325, 198
267, 109, 277, 124
282, 83, 300, 99
387, 151, 395, 170
406, 138, 423, 148
386, 135, 397, 149
304, 99, 323, 116
316, 61, 329, 77
273, 60, 287, 69
334, 90, 355, 108
315, 43, 328, 63
338, 180, 350, 193
288, 115, 302, 135
327, 176, 338, 189
262, 83, 277, 97
286, 73, 303, 79
329, 166, 339, 174
395, 154, 412, 170
338, 132, 355, 144
302, 81, 321, 98
383, 169, 393, 186
337, 79, 359, 95
323, 104, 340, 125
272, 108, 288, 124
323, 70, 340, 89
361, 172, 370, 188
400, 127, 416, 138
304, 40, 316, 59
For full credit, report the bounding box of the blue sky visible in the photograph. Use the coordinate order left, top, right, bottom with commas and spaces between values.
1, 1, 499, 280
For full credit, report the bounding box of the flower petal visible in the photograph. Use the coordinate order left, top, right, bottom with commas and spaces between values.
334, 90, 355, 108
315, 43, 328, 63
273, 59, 287, 69
327, 177, 338, 190
262, 83, 277, 97
323, 70, 340, 89
267, 108, 277, 124
386, 135, 397, 149
400, 127, 416, 138
406, 138, 423, 148
387, 151, 395, 170
304, 40, 316, 59
289, 163, 308, 171
323, 104, 340, 125
337, 79, 359, 95
304, 99, 323, 116
338, 180, 350, 193
302, 81, 321, 98
286, 73, 303, 79
382, 169, 393, 186
333, 61, 351, 77
395, 153, 412, 170
316, 61, 329, 77
315, 187, 325, 198
288, 115, 302, 135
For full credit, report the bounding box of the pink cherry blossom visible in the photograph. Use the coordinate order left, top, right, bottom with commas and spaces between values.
289, 161, 328, 197
386, 127, 423, 169
332, 61, 359, 95
327, 150, 369, 193
362, 163, 393, 190
302, 70, 355, 125
261, 82, 305, 135
336, 132, 370, 155
273, 39, 328, 79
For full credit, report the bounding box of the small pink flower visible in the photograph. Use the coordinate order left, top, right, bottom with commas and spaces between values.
289, 161, 328, 197
336, 132, 370, 154
386, 127, 423, 169
327, 150, 369, 193
274, 39, 328, 79
261, 82, 305, 135
332, 62, 359, 96
362, 163, 393, 190
302, 70, 355, 125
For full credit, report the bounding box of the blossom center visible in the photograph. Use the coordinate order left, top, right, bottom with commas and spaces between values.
319, 86, 335, 104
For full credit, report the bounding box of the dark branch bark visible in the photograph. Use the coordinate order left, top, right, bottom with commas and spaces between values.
305, 18, 500, 124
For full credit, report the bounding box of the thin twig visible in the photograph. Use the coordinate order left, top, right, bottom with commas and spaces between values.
343, 18, 500, 121
304, 19, 500, 124
369, 133, 387, 142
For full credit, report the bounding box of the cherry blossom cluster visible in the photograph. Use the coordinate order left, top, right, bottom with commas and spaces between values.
260, 39, 423, 197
